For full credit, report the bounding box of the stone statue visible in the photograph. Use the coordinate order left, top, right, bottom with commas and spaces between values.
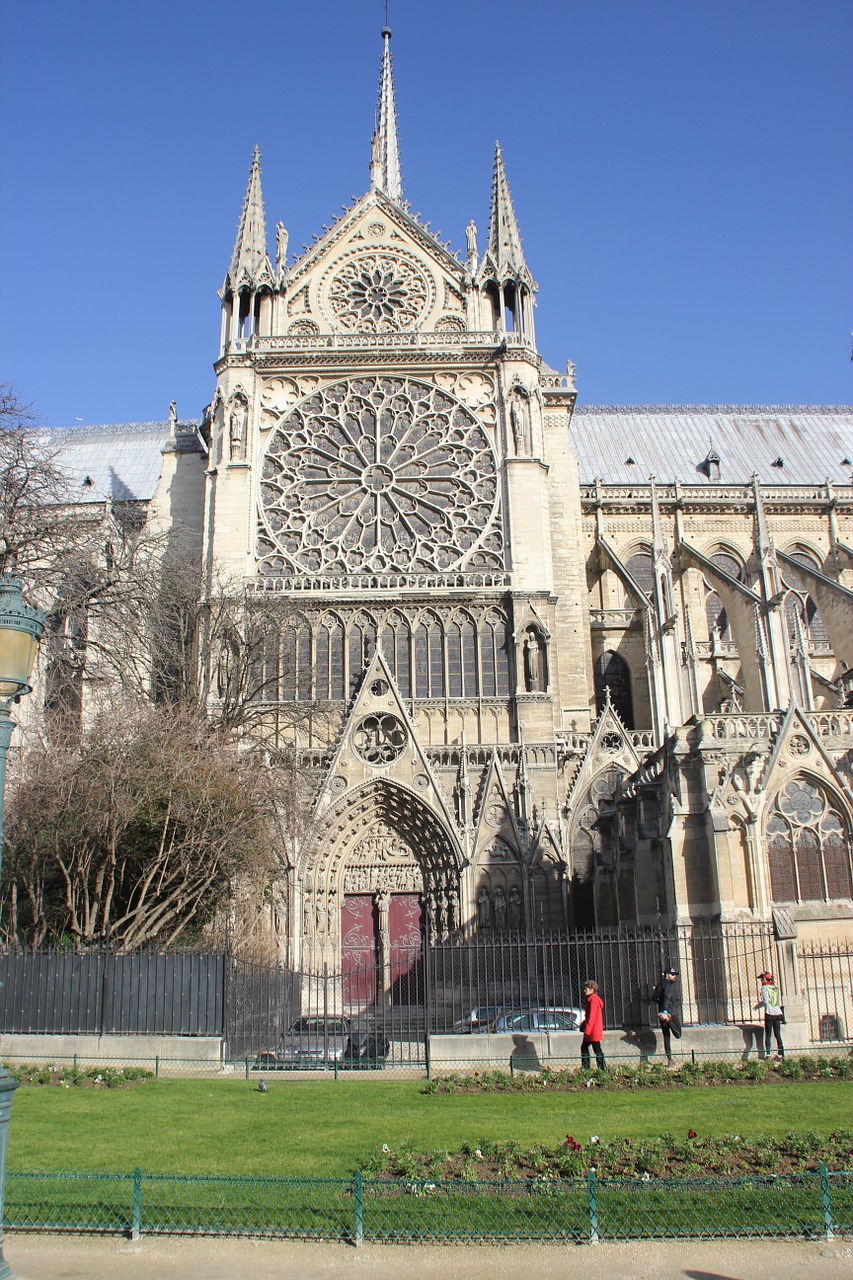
275, 221, 289, 276
524, 629, 541, 692
477, 886, 492, 929
510, 394, 531, 455
229, 396, 248, 461
315, 901, 327, 934
508, 885, 522, 930
376, 889, 391, 940
168, 400, 178, 431
447, 887, 459, 933
493, 885, 507, 930
465, 219, 478, 260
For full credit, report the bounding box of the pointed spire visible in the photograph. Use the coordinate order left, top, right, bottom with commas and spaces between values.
486, 142, 529, 282
370, 27, 402, 202
227, 146, 273, 289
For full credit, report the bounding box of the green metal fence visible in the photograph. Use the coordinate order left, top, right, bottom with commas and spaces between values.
6, 1166, 852, 1243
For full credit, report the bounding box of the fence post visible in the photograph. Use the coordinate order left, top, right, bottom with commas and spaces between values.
131, 1167, 142, 1241
587, 1167, 599, 1244
154, 1055, 159, 1079
819, 1162, 835, 1240
353, 1169, 364, 1247
245, 1057, 249, 1081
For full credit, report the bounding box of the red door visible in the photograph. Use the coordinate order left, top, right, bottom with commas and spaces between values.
389, 894, 423, 1005
342, 895, 377, 1006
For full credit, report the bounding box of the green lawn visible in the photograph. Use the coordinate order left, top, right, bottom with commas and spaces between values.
8, 1078, 852, 1178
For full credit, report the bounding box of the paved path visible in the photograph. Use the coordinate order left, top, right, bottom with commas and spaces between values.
4, 1235, 852, 1280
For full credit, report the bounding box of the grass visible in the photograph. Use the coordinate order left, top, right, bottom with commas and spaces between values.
8, 1077, 852, 1178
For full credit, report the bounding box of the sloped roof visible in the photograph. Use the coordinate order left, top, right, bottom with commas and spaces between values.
43, 422, 173, 504
571, 406, 853, 486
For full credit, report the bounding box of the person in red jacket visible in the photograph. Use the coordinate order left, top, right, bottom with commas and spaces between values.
580, 980, 605, 1071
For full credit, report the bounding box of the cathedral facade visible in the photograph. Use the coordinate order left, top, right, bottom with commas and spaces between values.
51, 31, 853, 1018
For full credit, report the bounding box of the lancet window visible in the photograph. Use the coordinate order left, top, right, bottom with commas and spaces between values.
782, 551, 830, 653
766, 778, 853, 903
249, 606, 511, 703
593, 651, 633, 728
624, 549, 654, 608
703, 549, 744, 643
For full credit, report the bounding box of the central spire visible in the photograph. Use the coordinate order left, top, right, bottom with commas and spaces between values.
370, 26, 402, 202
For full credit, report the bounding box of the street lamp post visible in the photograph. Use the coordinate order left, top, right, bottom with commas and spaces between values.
0, 576, 46, 1280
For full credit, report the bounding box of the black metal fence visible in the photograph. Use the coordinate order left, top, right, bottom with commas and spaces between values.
0, 952, 226, 1037
1, 923, 847, 1063
227, 922, 775, 1061
799, 939, 853, 1042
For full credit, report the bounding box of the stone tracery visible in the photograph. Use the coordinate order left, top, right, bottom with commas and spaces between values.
257, 376, 503, 580
323, 251, 431, 333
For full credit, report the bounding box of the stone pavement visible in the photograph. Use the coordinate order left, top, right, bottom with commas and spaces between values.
4, 1235, 852, 1280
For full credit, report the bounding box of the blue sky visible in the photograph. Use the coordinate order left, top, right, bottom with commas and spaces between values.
2, 1, 851, 426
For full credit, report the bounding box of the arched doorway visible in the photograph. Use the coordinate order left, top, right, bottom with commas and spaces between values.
300, 780, 462, 1006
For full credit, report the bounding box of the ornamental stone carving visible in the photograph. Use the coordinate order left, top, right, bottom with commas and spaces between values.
352, 713, 407, 766
257, 376, 503, 578
321, 249, 432, 333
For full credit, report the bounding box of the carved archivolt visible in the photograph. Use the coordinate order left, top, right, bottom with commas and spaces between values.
257, 376, 504, 579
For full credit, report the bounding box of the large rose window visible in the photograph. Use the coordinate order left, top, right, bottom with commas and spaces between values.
323, 251, 430, 333
257, 377, 503, 578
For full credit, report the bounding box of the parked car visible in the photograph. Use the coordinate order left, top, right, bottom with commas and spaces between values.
452, 998, 541, 1033
254, 1016, 390, 1069
489, 1007, 583, 1033
452, 1005, 506, 1034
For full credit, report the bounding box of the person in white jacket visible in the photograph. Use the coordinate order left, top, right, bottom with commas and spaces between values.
754, 971, 784, 1059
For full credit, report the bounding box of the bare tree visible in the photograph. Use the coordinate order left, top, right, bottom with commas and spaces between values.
0, 384, 92, 582
1, 707, 303, 951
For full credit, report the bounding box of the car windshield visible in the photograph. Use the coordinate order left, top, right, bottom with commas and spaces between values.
287, 1018, 348, 1036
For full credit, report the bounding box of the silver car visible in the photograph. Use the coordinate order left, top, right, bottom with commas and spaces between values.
490, 1007, 583, 1033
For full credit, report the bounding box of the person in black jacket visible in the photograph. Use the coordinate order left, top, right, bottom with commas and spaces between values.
654, 966, 682, 1065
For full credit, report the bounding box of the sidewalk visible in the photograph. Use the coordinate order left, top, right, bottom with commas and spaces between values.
4, 1234, 852, 1280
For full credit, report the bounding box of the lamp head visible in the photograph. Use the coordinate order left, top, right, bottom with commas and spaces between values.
0, 577, 46, 700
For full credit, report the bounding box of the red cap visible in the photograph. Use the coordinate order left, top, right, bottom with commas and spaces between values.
760, 972, 774, 982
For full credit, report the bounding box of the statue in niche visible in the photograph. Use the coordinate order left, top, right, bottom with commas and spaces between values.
477, 886, 492, 929
438, 888, 449, 939
508, 885, 523, 930
303, 900, 314, 937
228, 395, 248, 462
465, 219, 478, 261
510, 394, 532, 455
493, 886, 507, 930
315, 901, 327, 935
447, 887, 459, 933
524, 629, 542, 692
425, 895, 437, 939
275, 221, 289, 276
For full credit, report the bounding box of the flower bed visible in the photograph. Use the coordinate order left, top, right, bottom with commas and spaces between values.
3, 1062, 153, 1089
359, 1128, 853, 1182
422, 1054, 852, 1094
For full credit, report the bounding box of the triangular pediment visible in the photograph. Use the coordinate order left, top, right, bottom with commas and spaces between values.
750, 704, 853, 810
529, 816, 564, 866
279, 190, 467, 337
565, 702, 641, 815
314, 650, 460, 839
472, 750, 524, 860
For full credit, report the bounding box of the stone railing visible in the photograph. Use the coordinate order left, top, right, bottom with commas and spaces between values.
590, 608, 641, 629
244, 330, 532, 355
704, 710, 853, 742
251, 571, 510, 593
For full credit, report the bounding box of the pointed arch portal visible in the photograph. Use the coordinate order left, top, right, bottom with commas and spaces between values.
301, 780, 461, 1004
